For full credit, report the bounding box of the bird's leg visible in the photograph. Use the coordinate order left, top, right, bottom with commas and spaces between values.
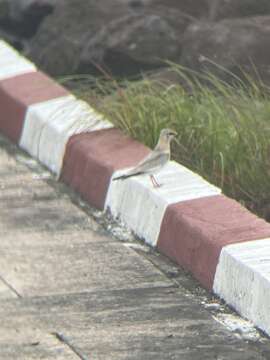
154, 176, 162, 187
150, 175, 161, 188
150, 175, 156, 187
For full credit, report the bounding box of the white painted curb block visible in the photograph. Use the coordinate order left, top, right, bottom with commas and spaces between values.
213, 238, 270, 335
105, 161, 221, 246
20, 96, 113, 176
0, 40, 36, 80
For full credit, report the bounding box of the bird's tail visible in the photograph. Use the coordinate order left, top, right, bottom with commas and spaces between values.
113, 172, 143, 181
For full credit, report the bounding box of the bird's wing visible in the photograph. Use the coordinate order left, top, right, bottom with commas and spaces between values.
127, 150, 170, 176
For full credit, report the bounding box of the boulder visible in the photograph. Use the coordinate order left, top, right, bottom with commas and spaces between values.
0, 0, 8, 22
7, 0, 57, 37
0, 0, 25, 49
181, 16, 270, 84
8, 0, 57, 21
0, 0, 57, 38
0, 27, 25, 49
79, 11, 189, 75
27, 0, 191, 76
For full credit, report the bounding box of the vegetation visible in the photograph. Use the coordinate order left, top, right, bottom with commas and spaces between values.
62, 67, 270, 220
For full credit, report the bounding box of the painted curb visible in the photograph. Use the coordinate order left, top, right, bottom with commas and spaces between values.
1, 39, 270, 337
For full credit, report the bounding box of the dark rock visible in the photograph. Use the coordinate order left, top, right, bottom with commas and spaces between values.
181, 16, 270, 85
5, 0, 270, 84
8, 0, 56, 21
208, 0, 270, 21
0, 27, 25, 50
26, 0, 133, 75
27, 0, 191, 76
0, 0, 57, 38
80, 11, 189, 75
0, 0, 9, 22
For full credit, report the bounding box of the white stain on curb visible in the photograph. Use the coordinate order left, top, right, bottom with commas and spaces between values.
213, 313, 261, 341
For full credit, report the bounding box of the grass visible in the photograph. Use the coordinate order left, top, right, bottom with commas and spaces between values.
62, 67, 270, 220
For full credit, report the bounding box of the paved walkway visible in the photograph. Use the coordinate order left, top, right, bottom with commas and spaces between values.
0, 134, 269, 359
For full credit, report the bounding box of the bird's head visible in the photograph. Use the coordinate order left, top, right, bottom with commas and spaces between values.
160, 128, 177, 142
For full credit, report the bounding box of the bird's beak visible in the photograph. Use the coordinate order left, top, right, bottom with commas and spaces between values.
169, 130, 177, 137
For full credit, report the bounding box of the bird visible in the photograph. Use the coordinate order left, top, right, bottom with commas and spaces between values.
113, 128, 177, 187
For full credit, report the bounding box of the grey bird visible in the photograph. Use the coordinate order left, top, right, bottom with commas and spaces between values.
113, 128, 177, 187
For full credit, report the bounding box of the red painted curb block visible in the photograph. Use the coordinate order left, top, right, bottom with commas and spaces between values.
158, 195, 270, 290
61, 128, 150, 209
0, 71, 68, 142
